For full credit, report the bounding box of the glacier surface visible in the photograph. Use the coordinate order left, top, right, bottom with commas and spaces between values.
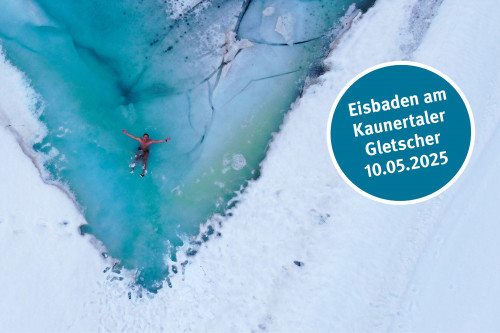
0, 0, 374, 291
0, 0, 499, 331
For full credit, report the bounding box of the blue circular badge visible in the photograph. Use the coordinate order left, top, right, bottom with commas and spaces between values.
327, 62, 474, 204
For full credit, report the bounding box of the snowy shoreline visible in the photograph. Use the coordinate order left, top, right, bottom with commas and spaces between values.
2, 0, 500, 331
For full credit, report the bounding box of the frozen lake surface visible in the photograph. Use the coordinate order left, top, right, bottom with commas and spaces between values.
0, 0, 374, 291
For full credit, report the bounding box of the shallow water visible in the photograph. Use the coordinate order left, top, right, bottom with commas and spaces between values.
0, 0, 375, 291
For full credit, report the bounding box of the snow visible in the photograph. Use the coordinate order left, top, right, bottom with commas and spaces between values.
275, 11, 296, 45
1, 0, 500, 331
392, 0, 500, 330
165, 0, 208, 20
0, 52, 45, 146
262, 7, 275, 17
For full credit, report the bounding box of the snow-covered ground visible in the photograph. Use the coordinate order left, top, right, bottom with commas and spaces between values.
1, 0, 499, 331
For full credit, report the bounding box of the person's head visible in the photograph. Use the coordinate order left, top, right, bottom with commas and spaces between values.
143, 133, 149, 139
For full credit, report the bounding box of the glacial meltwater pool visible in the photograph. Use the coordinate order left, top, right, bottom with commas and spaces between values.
0, 0, 375, 291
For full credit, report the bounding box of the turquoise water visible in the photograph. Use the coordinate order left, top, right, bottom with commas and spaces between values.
0, 0, 375, 291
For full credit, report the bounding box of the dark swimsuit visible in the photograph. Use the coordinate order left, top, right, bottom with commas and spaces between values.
138, 147, 149, 153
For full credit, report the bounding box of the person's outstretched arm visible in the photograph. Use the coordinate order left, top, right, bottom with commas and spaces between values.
150, 137, 171, 144
123, 129, 140, 141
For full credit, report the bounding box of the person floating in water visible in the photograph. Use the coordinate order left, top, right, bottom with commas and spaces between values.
122, 130, 171, 177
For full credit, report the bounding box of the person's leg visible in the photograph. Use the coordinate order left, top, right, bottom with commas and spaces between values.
131, 152, 142, 173
141, 152, 149, 177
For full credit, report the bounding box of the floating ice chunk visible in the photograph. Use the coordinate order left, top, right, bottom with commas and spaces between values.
47, 147, 59, 159
222, 32, 254, 77
222, 154, 231, 174
170, 185, 182, 196
262, 7, 275, 16
275, 12, 296, 45
55, 126, 71, 138
223, 32, 253, 63
215, 196, 224, 208
231, 153, 246, 171
345, 3, 357, 18
222, 153, 246, 173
